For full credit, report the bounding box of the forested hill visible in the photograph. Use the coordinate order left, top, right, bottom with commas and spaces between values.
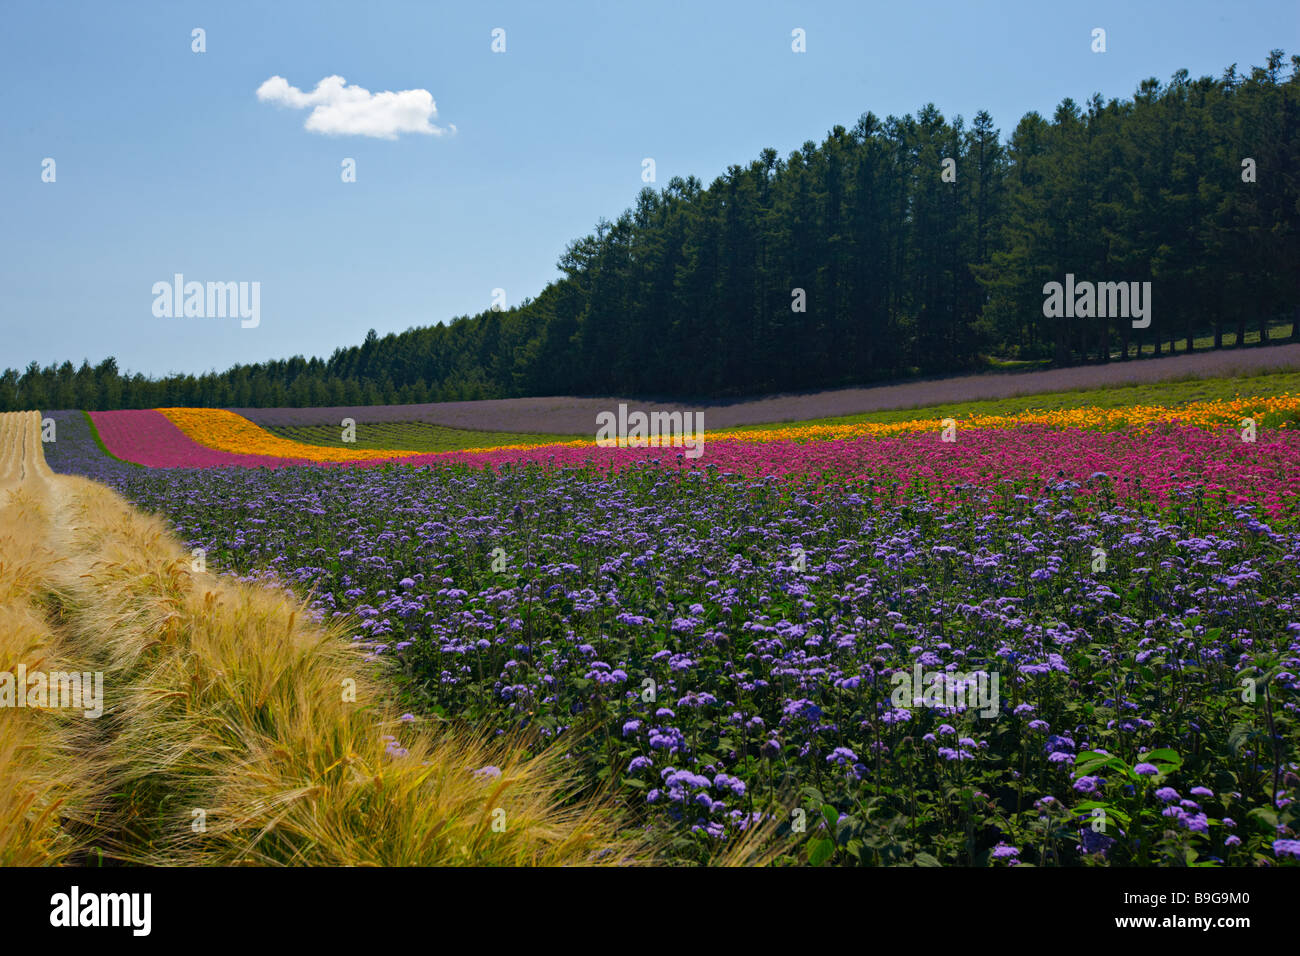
5, 51, 1299, 411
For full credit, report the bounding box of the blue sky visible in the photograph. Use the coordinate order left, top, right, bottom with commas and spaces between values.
2, 0, 1296, 377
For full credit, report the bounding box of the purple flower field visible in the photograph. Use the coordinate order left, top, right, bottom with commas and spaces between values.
231, 344, 1300, 433
45, 416, 1300, 867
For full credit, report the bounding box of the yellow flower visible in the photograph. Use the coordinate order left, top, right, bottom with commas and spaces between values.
159, 393, 1300, 461
158, 408, 425, 462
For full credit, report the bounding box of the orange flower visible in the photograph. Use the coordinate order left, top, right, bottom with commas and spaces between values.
158, 408, 424, 462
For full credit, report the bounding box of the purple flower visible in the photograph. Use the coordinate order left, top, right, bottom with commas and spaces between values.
1073, 775, 1101, 795
1274, 839, 1300, 860
713, 773, 746, 796
827, 747, 858, 767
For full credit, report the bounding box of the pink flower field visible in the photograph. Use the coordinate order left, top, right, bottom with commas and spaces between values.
87, 407, 1300, 518
403, 424, 1300, 515
90, 410, 317, 468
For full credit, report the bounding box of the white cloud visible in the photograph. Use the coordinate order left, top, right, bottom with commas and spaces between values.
256, 75, 453, 139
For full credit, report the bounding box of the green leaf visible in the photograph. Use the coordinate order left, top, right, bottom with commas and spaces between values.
1074, 750, 1128, 774
1138, 748, 1183, 769
807, 838, 835, 867
1248, 807, 1279, 829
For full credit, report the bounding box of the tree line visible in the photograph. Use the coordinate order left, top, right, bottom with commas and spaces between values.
4, 50, 1298, 411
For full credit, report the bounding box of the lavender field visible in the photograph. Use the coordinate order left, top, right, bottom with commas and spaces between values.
233, 344, 1300, 433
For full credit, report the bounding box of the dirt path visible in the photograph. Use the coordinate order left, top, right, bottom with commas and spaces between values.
232, 343, 1300, 434
0, 411, 95, 864
0, 411, 52, 489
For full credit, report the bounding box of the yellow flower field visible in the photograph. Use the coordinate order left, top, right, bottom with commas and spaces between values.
703, 393, 1300, 444
158, 394, 1300, 462
158, 408, 426, 462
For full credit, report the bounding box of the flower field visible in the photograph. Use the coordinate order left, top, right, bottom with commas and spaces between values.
89, 409, 320, 468
35, 386, 1300, 868
2, 411, 648, 868
157, 408, 427, 462
265, 419, 583, 454
76, 399, 1300, 515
